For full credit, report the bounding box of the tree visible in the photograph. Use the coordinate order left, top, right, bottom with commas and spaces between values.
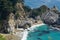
0, 0, 22, 20
40, 5, 49, 13
0, 0, 24, 33
0, 0, 12, 19
23, 5, 31, 12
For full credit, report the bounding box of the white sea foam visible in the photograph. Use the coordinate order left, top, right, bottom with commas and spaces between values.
21, 23, 45, 40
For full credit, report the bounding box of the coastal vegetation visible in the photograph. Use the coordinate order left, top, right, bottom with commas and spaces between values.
0, 34, 6, 40
0, 0, 60, 40
0, 0, 60, 35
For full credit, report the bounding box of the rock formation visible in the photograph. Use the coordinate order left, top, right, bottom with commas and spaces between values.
1, 0, 60, 33
51, 6, 59, 13
41, 6, 60, 27
8, 13, 15, 34
41, 10, 59, 25
15, 2, 26, 19
8, 4, 60, 33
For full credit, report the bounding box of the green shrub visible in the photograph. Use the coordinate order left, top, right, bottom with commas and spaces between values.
0, 34, 6, 40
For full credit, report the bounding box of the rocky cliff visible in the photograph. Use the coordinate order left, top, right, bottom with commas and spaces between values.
41, 6, 60, 27
0, 0, 60, 33
8, 0, 33, 33
0, 0, 27, 33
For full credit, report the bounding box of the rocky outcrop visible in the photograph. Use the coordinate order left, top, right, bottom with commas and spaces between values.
41, 6, 60, 28
51, 6, 59, 13
8, 13, 15, 34
15, 2, 26, 19
2, 1, 60, 34
41, 10, 59, 25
41, 6, 57, 24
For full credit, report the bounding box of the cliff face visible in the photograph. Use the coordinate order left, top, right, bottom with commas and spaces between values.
1, 0, 60, 33
41, 6, 60, 27
5, 4, 60, 33
0, 0, 26, 33
8, 13, 15, 33
41, 11, 59, 24
8, 0, 32, 33
8, 1, 26, 33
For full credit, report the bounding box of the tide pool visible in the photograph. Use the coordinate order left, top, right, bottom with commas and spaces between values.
26, 24, 60, 40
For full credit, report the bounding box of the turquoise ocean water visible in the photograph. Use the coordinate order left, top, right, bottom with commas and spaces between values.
26, 25, 60, 40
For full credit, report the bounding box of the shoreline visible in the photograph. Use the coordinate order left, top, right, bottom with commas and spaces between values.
27, 23, 45, 31
21, 23, 45, 40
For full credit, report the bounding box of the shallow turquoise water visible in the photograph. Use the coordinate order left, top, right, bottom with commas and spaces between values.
27, 25, 60, 40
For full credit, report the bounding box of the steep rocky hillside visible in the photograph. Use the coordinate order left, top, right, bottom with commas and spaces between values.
0, 0, 60, 33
